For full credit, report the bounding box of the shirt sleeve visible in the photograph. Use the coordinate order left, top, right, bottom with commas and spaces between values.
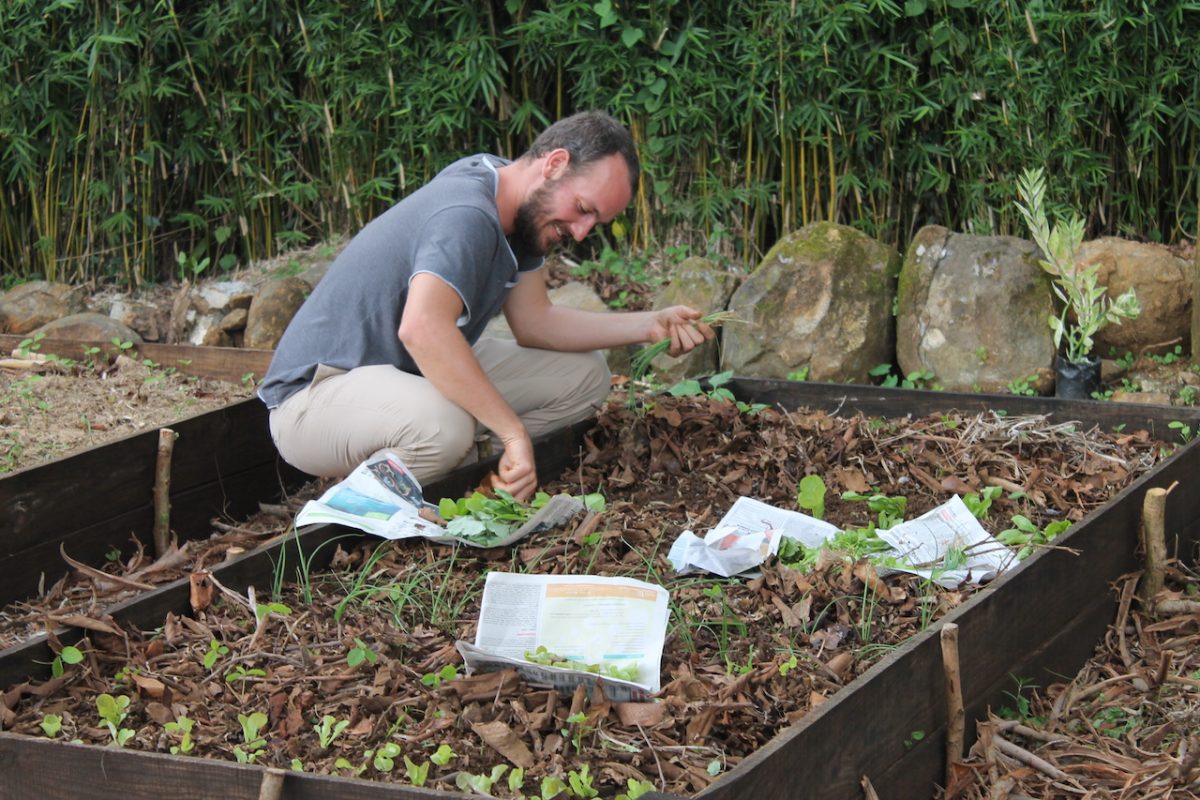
410, 205, 512, 327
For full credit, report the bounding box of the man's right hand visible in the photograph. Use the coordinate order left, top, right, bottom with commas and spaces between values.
494, 431, 537, 501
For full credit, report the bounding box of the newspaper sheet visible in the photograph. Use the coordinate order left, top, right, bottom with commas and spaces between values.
876, 495, 1015, 588
667, 496, 839, 577
293, 451, 582, 546
457, 572, 670, 702
668, 494, 1013, 588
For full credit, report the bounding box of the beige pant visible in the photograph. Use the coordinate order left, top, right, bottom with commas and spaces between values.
268, 338, 610, 482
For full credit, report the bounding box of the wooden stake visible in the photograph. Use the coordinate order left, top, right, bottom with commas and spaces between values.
257, 767, 286, 800
941, 622, 964, 790
153, 427, 178, 558
1138, 483, 1180, 608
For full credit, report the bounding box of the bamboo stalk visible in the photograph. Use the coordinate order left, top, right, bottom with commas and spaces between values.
153, 428, 179, 557
941, 622, 964, 788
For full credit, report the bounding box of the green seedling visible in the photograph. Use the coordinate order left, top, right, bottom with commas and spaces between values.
420, 663, 459, 688
233, 711, 268, 763
786, 367, 810, 381
568, 764, 599, 798
429, 742, 456, 766
997, 516, 1071, 560
904, 729, 926, 749
39, 713, 63, 738
164, 715, 195, 754
16, 332, 46, 357
402, 755, 430, 786
706, 758, 723, 776
1092, 705, 1139, 739
616, 779, 657, 800
962, 486, 1002, 519
455, 764, 510, 794
796, 474, 827, 519
314, 714, 350, 748
347, 637, 379, 668
524, 645, 640, 682
336, 750, 374, 777
373, 742, 403, 772
1168, 420, 1194, 443
540, 776, 570, 799
778, 654, 799, 677
1006, 374, 1038, 396
842, 490, 907, 530
508, 766, 526, 794
225, 665, 266, 688
202, 639, 229, 670
96, 693, 134, 747
290, 758, 304, 771
254, 601, 292, 622
50, 644, 85, 678
561, 711, 592, 755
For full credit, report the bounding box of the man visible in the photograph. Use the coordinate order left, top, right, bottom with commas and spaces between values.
259, 111, 712, 500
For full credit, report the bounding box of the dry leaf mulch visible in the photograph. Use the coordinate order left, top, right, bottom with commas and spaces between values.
947, 564, 1200, 799
0, 394, 1175, 798
0, 349, 252, 475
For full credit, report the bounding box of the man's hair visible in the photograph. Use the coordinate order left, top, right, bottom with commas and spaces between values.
524, 110, 640, 192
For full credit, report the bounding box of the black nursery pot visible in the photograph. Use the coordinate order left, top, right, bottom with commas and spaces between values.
1055, 354, 1102, 399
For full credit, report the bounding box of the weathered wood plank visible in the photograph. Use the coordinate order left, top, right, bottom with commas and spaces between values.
0, 334, 273, 384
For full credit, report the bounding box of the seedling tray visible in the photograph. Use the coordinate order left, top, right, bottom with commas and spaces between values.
2, 378, 1198, 799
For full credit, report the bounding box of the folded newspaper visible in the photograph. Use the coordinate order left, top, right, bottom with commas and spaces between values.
668, 494, 1014, 588
294, 451, 583, 547
457, 572, 670, 702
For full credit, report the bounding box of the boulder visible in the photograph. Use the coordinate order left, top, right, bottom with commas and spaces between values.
0, 281, 86, 334
244, 276, 311, 350
1076, 237, 1192, 355
646, 256, 737, 385
34, 312, 142, 344
108, 297, 168, 342
721, 222, 899, 383
896, 226, 1056, 393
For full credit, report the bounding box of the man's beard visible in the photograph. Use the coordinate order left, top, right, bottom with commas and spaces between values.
510, 180, 558, 258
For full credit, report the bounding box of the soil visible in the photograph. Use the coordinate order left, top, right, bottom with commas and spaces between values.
0, 389, 1179, 798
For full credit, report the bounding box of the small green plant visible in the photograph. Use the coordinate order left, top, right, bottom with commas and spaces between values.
904, 729, 926, 750
974, 346, 989, 363
562, 711, 593, 755
667, 371, 768, 414
164, 715, 195, 754
96, 693, 135, 747
254, 600, 292, 622
39, 713, 63, 738
962, 486, 1002, 519
420, 663, 459, 688
1151, 345, 1184, 365
997, 676, 1046, 726
1006, 374, 1038, 396
455, 764, 512, 795
567, 764, 599, 798
202, 639, 229, 670
50, 644, 85, 678
436, 489, 554, 546
402, 755, 430, 786
616, 778, 657, 800
314, 714, 350, 748
1168, 420, 1194, 444
1015, 168, 1140, 364
241, 371, 257, 388
225, 665, 266, 687
997, 516, 1071, 560
1177, 385, 1198, 406
842, 490, 907, 530
16, 331, 46, 357
110, 336, 134, 352
869, 363, 942, 390
176, 249, 212, 282
786, 367, 810, 381
1092, 705, 1139, 739
795, 474, 828, 519
372, 742, 403, 772
429, 742, 456, 766
347, 637, 379, 668
778, 654, 799, 676
233, 711, 268, 763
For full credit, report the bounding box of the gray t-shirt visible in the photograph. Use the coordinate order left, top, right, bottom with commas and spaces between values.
258, 155, 542, 408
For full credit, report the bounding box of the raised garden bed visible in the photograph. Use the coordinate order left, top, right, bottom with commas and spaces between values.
2, 379, 1199, 800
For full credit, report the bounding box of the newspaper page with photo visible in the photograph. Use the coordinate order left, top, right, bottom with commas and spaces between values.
457, 572, 670, 702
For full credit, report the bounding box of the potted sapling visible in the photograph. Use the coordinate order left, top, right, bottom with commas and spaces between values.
1015, 167, 1140, 399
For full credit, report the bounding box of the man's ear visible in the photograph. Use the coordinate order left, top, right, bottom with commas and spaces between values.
543, 148, 571, 180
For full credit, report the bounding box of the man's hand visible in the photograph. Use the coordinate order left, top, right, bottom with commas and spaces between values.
647, 305, 715, 357
493, 430, 537, 502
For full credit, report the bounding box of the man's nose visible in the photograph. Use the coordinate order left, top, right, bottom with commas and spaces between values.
570, 220, 593, 241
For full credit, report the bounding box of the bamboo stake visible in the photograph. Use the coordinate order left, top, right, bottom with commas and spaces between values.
153, 428, 179, 557
1138, 484, 1172, 605
941, 622, 965, 789
257, 767, 286, 800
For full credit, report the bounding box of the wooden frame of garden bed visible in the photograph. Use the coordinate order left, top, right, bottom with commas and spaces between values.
2, 378, 1198, 800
